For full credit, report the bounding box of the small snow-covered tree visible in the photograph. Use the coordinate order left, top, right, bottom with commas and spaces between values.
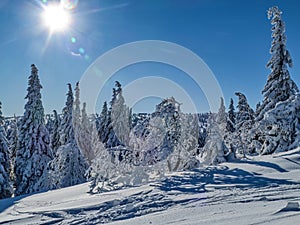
167, 113, 200, 171
14, 64, 53, 196
97, 101, 108, 143
104, 85, 121, 148
0, 101, 12, 199
233, 92, 255, 156
78, 102, 94, 164
110, 82, 131, 147
201, 113, 227, 165
6, 115, 18, 181
50, 110, 60, 154
257, 6, 298, 121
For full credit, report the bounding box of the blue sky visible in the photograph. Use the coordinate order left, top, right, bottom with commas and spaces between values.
0, 0, 300, 115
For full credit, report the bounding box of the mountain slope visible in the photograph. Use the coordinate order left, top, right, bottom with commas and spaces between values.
1, 148, 300, 225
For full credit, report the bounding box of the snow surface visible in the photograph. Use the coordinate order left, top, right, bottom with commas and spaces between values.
1, 148, 300, 224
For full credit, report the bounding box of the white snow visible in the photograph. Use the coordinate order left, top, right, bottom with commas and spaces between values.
1, 148, 300, 224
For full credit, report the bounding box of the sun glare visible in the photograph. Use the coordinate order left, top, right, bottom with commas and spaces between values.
42, 4, 70, 32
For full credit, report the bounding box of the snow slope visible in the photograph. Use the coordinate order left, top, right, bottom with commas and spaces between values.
1, 148, 300, 225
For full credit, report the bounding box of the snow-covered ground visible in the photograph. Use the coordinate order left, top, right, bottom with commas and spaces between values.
1, 148, 300, 225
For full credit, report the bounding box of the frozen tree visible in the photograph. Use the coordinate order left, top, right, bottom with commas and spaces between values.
6, 115, 18, 178
226, 98, 235, 132
216, 97, 226, 125
96, 101, 108, 143
167, 113, 200, 171
233, 92, 255, 156
59, 84, 74, 146
73, 82, 81, 123
140, 97, 181, 165
14, 64, 53, 196
201, 114, 227, 165
73, 82, 81, 140
105, 81, 130, 148
235, 92, 254, 124
257, 6, 298, 121
251, 7, 299, 154
39, 84, 88, 190
0, 101, 12, 199
104, 86, 120, 148
50, 110, 60, 154
198, 113, 209, 148
111, 83, 131, 147
78, 102, 94, 164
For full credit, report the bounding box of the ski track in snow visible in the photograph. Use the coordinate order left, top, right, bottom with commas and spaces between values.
1, 149, 300, 225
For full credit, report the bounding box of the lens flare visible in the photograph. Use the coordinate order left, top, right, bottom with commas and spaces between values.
61, 0, 79, 10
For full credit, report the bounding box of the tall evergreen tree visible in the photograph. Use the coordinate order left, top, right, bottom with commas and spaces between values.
226, 98, 235, 132
257, 6, 298, 121
0, 101, 12, 199
14, 64, 53, 196
59, 84, 74, 146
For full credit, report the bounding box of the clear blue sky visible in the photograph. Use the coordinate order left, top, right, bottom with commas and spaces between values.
0, 0, 300, 116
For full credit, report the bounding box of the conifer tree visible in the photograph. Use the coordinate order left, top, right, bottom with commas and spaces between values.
14, 64, 53, 196
234, 92, 254, 156
201, 104, 227, 165
97, 101, 108, 143
257, 6, 298, 121
50, 110, 60, 154
0, 101, 12, 199
78, 102, 94, 164
226, 98, 235, 132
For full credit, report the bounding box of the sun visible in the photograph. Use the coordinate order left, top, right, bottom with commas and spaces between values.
42, 4, 71, 32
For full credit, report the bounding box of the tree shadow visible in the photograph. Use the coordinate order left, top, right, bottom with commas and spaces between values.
233, 159, 288, 173
156, 165, 296, 194
0, 194, 31, 214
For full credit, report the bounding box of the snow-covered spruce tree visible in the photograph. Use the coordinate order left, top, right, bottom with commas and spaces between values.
6, 115, 18, 181
226, 98, 235, 132
233, 92, 254, 156
256, 6, 298, 121
138, 97, 181, 166
251, 7, 299, 154
110, 81, 131, 147
0, 101, 12, 199
50, 110, 60, 154
14, 64, 53, 196
73, 82, 81, 141
167, 113, 200, 171
97, 101, 108, 143
78, 102, 94, 164
39, 84, 88, 190
59, 84, 75, 146
104, 86, 120, 148
201, 110, 227, 165
198, 113, 209, 149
